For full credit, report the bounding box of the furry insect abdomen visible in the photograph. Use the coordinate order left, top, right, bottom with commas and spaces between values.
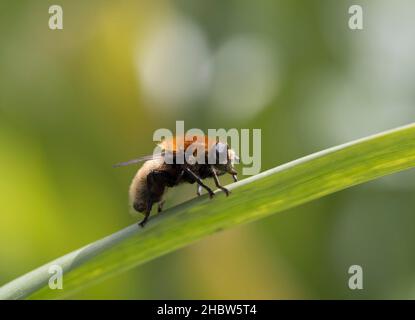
129, 158, 166, 212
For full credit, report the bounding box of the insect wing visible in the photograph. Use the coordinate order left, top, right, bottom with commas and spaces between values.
113, 153, 163, 167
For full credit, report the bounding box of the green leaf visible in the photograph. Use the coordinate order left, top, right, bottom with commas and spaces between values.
1, 123, 415, 299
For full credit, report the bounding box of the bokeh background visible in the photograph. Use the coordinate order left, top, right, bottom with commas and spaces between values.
1, 0, 415, 299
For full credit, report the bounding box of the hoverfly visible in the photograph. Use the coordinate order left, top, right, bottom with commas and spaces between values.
114, 136, 238, 227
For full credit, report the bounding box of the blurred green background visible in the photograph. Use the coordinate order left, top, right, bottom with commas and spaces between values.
1, 0, 415, 299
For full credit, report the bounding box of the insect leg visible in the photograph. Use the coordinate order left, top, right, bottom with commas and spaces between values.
139, 198, 153, 227
175, 169, 185, 184
232, 174, 238, 182
157, 200, 165, 213
211, 166, 230, 196
196, 185, 203, 196
139, 171, 168, 227
184, 167, 215, 198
